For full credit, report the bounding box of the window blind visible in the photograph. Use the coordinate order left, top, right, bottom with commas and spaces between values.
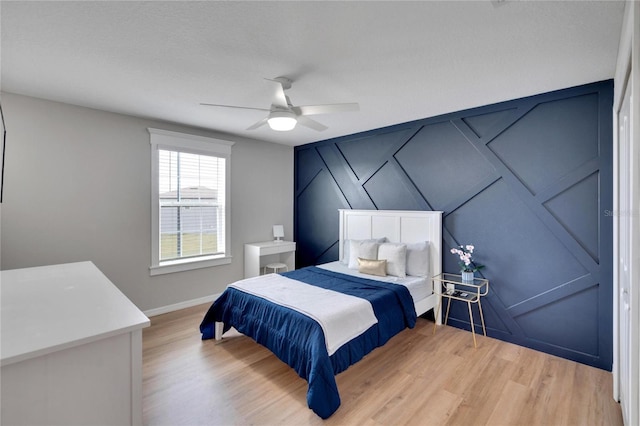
158, 149, 226, 262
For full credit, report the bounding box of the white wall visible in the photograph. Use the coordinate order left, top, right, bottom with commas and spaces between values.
0, 204, 2, 269
0, 92, 294, 312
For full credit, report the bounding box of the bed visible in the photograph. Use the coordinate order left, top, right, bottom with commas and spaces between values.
200, 209, 443, 418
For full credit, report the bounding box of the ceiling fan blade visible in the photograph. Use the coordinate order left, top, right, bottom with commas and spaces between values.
296, 115, 328, 132
246, 117, 269, 130
200, 103, 271, 112
294, 103, 360, 116
264, 78, 290, 109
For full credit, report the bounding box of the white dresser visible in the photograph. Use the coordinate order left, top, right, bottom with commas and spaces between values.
0, 261, 150, 426
244, 240, 296, 278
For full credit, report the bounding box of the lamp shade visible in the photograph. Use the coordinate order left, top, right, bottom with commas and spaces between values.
273, 225, 284, 241
267, 111, 297, 131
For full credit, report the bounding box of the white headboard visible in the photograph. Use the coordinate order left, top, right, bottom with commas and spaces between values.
338, 209, 443, 278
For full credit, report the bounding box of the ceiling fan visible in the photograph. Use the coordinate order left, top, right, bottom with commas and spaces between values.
201, 77, 359, 132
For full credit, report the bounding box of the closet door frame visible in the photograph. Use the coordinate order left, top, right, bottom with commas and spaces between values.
613, 2, 639, 425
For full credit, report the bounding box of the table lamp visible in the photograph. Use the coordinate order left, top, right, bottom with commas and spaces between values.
273, 225, 284, 242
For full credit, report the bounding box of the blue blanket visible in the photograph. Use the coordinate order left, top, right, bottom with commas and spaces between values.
199, 266, 417, 418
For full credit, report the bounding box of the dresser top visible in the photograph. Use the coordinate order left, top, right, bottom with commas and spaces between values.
1, 261, 149, 366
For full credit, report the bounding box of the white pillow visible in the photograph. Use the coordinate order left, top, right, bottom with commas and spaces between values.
342, 237, 386, 265
347, 240, 381, 269
406, 241, 430, 277
378, 243, 407, 278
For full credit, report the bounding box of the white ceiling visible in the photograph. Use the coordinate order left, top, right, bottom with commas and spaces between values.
1, 1, 625, 147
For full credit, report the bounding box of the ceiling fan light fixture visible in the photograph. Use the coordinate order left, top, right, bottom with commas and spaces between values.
267, 111, 297, 131
202, 77, 358, 132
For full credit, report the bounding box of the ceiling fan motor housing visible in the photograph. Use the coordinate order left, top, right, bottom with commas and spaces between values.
267, 110, 297, 131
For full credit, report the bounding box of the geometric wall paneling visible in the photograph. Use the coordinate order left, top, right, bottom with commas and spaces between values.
362, 161, 427, 211
295, 165, 349, 267
314, 243, 340, 266
486, 94, 600, 196
337, 127, 416, 180
461, 108, 517, 139
543, 172, 600, 263
316, 144, 377, 210
444, 179, 589, 309
295, 145, 326, 192
294, 80, 614, 370
515, 285, 600, 356
394, 120, 498, 212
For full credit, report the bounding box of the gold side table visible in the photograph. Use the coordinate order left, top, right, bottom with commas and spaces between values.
432, 273, 489, 348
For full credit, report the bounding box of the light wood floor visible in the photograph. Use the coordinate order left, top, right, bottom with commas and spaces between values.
143, 303, 623, 425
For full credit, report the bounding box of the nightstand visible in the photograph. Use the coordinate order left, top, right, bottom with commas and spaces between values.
432, 272, 489, 348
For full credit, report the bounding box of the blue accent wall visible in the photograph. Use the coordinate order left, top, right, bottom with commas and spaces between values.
294, 80, 613, 370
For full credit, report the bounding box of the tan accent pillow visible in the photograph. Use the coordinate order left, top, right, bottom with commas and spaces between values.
357, 258, 387, 277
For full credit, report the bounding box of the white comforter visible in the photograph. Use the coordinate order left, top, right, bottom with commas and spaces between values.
230, 273, 378, 355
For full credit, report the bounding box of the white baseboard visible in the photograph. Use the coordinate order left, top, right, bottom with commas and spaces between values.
143, 293, 220, 318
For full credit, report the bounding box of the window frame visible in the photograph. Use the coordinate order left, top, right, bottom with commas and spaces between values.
148, 128, 234, 276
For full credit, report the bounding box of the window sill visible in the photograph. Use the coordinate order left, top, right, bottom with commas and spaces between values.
149, 255, 232, 276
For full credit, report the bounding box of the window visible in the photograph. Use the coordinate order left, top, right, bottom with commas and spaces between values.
149, 128, 234, 275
